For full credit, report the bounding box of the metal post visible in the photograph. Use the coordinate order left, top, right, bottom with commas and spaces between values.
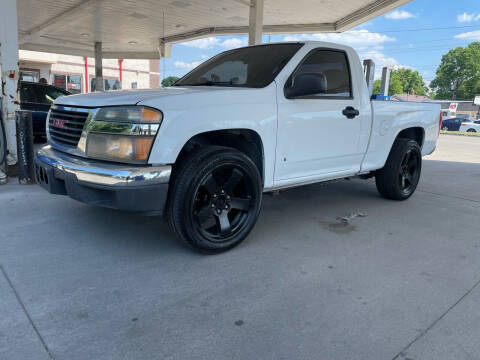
158, 39, 172, 86
0, 0, 20, 181
15, 111, 35, 184
84, 57, 89, 93
118, 58, 123, 87
380, 67, 391, 97
94, 41, 104, 92
248, 0, 264, 46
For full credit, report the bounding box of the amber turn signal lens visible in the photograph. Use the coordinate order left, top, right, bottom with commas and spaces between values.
134, 137, 154, 161
141, 108, 162, 122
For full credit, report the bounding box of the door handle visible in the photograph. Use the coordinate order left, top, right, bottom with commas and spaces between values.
342, 106, 360, 119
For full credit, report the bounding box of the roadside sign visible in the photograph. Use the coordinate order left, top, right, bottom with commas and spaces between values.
449, 103, 458, 113
474, 96, 480, 106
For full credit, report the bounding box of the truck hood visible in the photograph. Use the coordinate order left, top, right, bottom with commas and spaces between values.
55, 87, 206, 107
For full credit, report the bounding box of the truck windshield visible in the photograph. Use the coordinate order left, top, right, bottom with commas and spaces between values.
174, 43, 304, 88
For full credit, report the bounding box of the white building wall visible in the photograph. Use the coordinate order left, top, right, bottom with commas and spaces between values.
18, 50, 159, 92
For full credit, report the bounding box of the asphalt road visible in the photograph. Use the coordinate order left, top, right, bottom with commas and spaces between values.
1, 134, 480, 360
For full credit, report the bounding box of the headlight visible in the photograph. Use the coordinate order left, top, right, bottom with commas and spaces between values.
94, 106, 162, 123
86, 106, 162, 164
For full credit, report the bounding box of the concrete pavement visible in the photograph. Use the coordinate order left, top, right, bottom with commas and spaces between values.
1, 134, 480, 360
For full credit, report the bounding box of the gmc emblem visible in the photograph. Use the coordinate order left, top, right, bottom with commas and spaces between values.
51, 118, 67, 129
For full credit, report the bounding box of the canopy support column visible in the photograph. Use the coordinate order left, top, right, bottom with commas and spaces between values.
248, 0, 264, 46
158, 39, 172, 86
94, 42, 104, 92
0, 0, 20, 178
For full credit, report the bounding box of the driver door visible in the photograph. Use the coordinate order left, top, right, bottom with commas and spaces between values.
275, 48, 368, 184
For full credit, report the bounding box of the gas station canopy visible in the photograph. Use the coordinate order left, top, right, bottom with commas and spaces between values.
18, 0, 411, 59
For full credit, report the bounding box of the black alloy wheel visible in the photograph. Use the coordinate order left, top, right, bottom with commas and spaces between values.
167, 146, 262, 253
192, 165, 256, 242
375, 138, 422, 200
398, 149, 421, 197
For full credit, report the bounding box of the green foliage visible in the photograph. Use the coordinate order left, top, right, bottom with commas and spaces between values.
394, 68, 428, 96
431, 42, 480, 100
372, 69, 428, 96
440, 130, 480, 137
161, 76, 180, 87
373, 79, 381, 94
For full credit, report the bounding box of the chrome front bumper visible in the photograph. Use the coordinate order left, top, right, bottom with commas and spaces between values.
35, 146, 171, 215
36, 145, 171, 187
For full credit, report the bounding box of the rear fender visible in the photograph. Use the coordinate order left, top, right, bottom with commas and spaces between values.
361, 102, 440, 172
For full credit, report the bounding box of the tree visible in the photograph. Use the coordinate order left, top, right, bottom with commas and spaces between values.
372, 68, 427, 96
161, 76, 180, 87
393, 68, 428, 96
430, 42, 480, 100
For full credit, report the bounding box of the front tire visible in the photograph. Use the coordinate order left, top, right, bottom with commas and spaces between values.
167, 146, 262, 253
375, 139, 422, 200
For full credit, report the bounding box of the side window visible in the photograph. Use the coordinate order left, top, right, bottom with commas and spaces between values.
90, 78, 122, 92
292, 49, 352, 98
34, 84, 68, 105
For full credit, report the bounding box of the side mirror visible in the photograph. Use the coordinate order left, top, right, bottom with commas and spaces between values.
285, 73, 327, 99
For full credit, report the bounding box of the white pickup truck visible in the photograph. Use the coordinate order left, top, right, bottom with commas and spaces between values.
36, 41, 441, 253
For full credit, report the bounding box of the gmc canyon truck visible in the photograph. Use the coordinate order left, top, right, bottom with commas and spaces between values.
36, 41, 441, 253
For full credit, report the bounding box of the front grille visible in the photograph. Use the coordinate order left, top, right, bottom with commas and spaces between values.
48, 107, 89, 147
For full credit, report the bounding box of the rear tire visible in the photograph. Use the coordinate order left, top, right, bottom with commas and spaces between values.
375, 139, 422, 200
467, 129, 476, 133
167, 146, 262, 253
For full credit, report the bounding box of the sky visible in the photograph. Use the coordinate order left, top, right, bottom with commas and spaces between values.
160, 0, 480, 87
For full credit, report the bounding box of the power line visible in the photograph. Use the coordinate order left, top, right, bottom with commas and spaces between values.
380, 24, 480, 33
381, 38, 465, 49
359, 46, 457, 55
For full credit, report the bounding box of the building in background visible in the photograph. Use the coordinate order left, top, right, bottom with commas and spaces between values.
433, 101, 479, 120
392, 94, 479, 120
19, 50, 160, 93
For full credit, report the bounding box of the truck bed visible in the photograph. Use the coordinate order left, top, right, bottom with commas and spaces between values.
361, 101, 441, 172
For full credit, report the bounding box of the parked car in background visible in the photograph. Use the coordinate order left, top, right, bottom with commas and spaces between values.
20, 81, 71, 138
459, 119, 480, 133
441, 117, 465, 131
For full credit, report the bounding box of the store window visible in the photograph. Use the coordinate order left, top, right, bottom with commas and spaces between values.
20, 69, 40, 82
53, 74, 82, 94
90, 78, 122, 92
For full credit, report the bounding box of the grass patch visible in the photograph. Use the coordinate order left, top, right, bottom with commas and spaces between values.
440, 130, 480, 137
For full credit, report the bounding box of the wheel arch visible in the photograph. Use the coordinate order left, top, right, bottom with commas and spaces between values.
395, 126, 425, 149
174, 128, 265, 184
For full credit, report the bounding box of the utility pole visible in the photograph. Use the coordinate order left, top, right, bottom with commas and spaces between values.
451, 79, 458, 100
